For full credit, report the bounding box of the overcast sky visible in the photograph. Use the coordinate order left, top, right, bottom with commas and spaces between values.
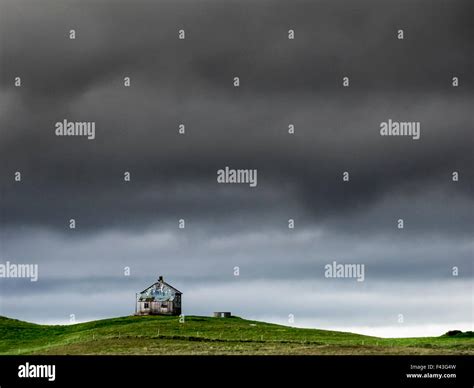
0, 0, 472, 337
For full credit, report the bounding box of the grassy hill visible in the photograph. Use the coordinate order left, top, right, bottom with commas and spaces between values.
0, 315, 472, 355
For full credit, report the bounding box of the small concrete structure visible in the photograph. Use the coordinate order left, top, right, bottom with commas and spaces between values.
213, 312, 232, 318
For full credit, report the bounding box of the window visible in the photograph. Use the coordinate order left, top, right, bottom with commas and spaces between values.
161, 303, 167, 308
144, 302, 149, 309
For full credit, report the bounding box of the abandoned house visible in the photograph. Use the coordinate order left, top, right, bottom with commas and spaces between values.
135, 276, 182, 316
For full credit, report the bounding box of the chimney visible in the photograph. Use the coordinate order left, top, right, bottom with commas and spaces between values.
158, 276, 163, 282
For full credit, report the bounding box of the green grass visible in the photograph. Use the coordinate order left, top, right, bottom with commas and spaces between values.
0, 315, 472, 355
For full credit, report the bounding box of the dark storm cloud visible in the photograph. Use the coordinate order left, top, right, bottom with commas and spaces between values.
2, 0, 473, 94
0, 0, 473, 234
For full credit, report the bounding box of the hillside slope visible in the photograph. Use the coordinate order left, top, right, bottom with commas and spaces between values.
0, 315, 472, 355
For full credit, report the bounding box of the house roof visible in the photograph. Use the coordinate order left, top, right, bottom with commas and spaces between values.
140, 279, 183, 295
